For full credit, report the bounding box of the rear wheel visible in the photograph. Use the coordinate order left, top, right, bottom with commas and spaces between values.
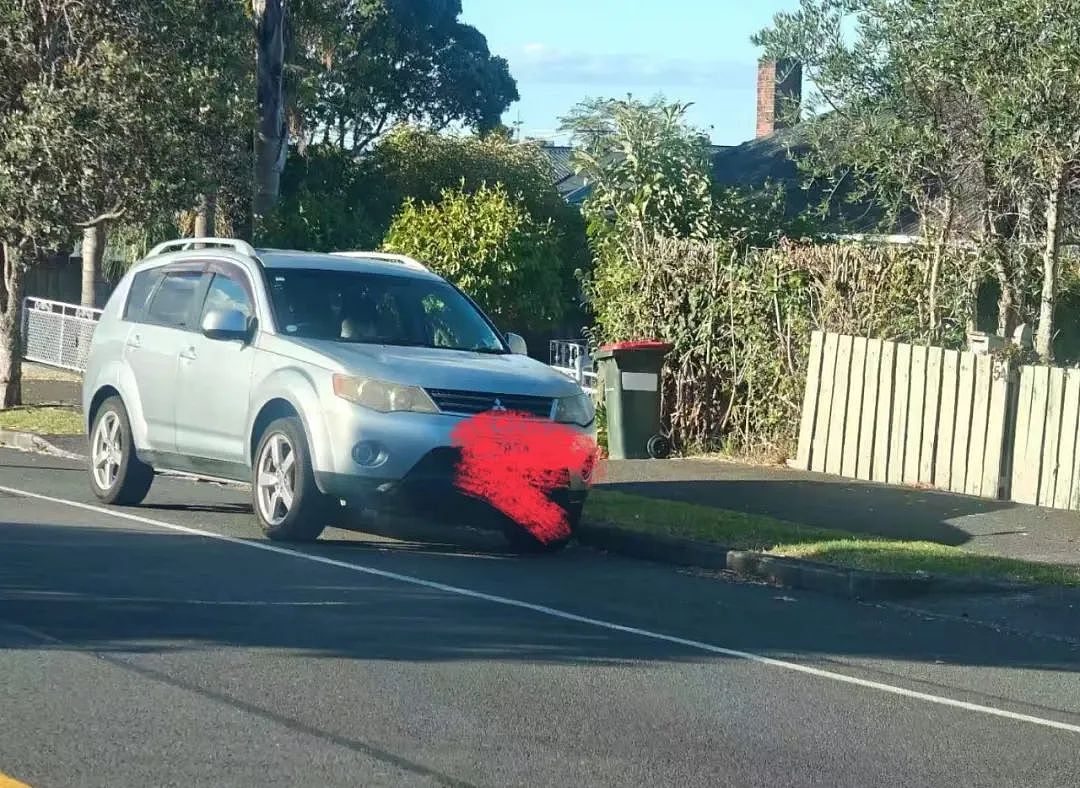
252, 417, 328, 542
88, 396, 154, 505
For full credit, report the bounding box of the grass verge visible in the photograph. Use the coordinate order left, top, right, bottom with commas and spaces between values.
0, 406, 83, 435
583, 489, 1080, 587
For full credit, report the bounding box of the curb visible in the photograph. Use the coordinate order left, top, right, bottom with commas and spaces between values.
576, 523, 733, 572
0, 429, 86, 461
579, 523, 1029, 600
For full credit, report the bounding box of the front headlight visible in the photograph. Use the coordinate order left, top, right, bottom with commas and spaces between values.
332, 375, 439, 414
554, 392, 595, 427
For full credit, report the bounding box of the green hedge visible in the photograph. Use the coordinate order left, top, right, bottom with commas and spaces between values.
586, 236, 979, 457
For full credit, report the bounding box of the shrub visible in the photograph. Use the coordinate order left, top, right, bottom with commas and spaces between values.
586, 235, 979, 457
383, 183, 567, 332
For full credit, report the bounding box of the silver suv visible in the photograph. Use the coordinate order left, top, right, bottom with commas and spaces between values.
82, 238, 595, 548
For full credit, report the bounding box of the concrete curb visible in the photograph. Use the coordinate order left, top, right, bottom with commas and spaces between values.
579, 523, 1029, 600
576, 523, 733, 572
0, 429, 86, 462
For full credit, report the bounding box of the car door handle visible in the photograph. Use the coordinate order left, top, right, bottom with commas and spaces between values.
126, 334, 142, 349
179, 346, 197, 361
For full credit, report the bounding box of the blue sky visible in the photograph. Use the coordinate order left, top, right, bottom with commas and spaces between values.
460, 0, 798, 145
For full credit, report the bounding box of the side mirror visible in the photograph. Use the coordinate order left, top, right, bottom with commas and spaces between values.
506, 332, 528, 355
202, 308, 251, 342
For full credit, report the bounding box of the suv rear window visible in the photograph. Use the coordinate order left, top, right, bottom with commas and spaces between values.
123, 269, 163, 322
144, 271, 203, 329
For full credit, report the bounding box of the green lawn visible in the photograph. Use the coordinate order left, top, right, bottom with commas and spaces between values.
583, 489, 1080, 587
0, 406, 83, 435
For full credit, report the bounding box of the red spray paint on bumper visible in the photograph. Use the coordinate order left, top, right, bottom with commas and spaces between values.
451, 411, 603, 544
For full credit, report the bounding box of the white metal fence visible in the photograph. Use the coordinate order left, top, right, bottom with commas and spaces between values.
549, 339, 597, 396
22, 297, 102, 372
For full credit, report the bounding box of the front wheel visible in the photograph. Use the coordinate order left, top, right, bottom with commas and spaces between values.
88, 396, 154, 505
502, 499, 583, 554
252, 417, 328, 542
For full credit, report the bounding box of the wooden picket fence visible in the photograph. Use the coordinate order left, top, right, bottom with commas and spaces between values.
794, 331, 1011, 500
1010, 365, 1080, 510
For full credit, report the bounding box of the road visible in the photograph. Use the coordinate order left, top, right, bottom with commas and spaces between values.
1, 447, 1079, 787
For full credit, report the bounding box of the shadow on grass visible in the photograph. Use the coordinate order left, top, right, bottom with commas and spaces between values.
584, 490, 1080, 587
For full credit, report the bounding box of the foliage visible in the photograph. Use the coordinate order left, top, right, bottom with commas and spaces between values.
261, 127, 591, 314
258, 144, 381, 251
754, 0, 1080, 356
302, 0, 518, 151
586, 235, 978, 456
383, 183, 566, 331
561, 97, 717, 242
0, 0, 250, 243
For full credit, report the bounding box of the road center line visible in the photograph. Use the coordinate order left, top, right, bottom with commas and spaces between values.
4, 482, 1079, 736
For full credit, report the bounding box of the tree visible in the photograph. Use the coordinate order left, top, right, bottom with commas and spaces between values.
560, 97, 717, 243
754, 0, 1080, 354
253, 0, 288, 220
0, 0, 248, 406
306, 0, 517, 151
932, 0, 1080, 359
250, 0, 517, 225
383, 183, 566, 332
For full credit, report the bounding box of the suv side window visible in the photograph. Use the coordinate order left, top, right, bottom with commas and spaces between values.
200, 273, 254, 322
124, 268, 164, 322
144, 271, 204, 330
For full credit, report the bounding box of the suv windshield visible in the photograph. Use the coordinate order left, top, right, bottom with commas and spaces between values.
264, 268, 508, 353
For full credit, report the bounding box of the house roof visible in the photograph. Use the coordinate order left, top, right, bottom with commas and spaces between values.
712, 128, 920, 235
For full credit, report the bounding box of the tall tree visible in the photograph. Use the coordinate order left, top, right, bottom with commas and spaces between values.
0, 0, 249, 405
755, 0, 1080, 352
252, 0, 288, 221
306, 0, 517, 151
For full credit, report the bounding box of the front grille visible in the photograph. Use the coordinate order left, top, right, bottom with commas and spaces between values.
426, 388, 555, 419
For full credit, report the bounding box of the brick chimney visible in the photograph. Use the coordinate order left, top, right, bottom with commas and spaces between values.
756, 59, 802, 139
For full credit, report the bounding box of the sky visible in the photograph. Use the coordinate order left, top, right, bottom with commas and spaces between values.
459, 0, 799, 146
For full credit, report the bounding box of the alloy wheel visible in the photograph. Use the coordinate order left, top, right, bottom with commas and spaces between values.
256, 433, 296, 526
91, 411, 122, 491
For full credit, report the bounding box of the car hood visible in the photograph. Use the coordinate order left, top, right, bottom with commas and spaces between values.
287, 339, 585, 398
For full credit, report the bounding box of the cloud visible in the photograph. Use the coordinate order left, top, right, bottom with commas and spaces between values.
514, 46, 745, 87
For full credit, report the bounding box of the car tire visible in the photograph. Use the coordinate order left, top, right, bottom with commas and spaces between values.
252, 416, 328, 542
88, 396, 154, 506
502, 499, 582, 554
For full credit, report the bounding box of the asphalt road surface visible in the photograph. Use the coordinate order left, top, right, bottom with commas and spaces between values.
1, 447, 1079, 787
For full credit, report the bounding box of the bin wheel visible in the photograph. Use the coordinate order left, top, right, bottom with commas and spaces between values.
646, 434, 671, 459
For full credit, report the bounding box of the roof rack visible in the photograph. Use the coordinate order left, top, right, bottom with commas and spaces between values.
330, 251, 430, 272
146, 238, 258, 259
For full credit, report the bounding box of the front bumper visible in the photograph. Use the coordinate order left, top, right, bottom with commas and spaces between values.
312, 401, 594, 505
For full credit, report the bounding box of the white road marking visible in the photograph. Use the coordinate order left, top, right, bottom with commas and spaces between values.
3, 482, 1080, 736
0, 591, 355, 606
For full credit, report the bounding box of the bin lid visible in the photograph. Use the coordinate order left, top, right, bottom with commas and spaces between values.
598, 340, 673, 352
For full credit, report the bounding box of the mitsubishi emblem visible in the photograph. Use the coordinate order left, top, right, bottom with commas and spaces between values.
491, 398, 507, 412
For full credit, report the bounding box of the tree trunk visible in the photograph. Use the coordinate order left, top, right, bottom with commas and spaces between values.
983, 196, 1017, 337
0, 242, 26, 409
928, 194, 955, 336
194, 190, 217, 238
1035, 164, 1070, 361
81, 223, 106, 308
253, 0, 287, 221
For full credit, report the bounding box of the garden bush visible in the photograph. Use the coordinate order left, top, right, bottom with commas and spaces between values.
585, 235, 980, 458
383, 183, 567, 332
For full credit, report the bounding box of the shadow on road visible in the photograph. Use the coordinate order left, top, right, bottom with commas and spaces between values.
1, 517, 1078, 675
